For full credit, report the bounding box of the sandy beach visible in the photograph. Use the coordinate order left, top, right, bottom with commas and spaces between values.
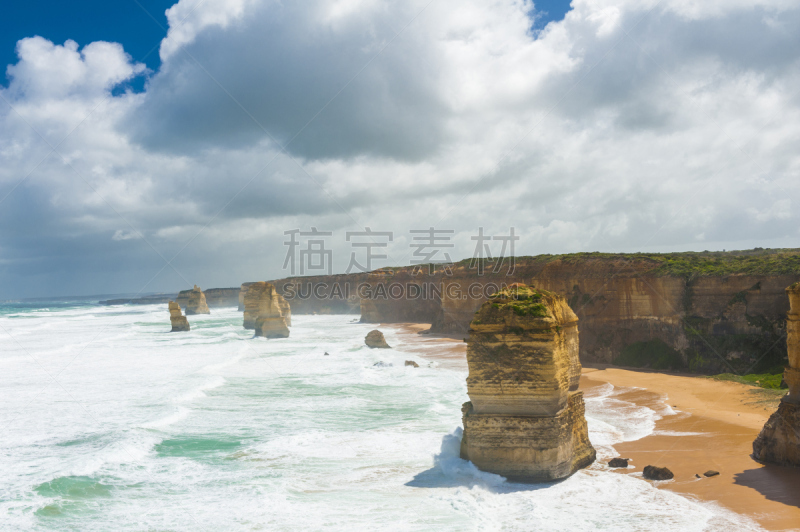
583, 368, 800, 532
387, 323, 800, 532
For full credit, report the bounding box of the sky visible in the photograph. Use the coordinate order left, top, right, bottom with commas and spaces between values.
0, 0, 799, 299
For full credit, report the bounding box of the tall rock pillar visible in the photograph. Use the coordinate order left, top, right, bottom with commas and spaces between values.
753, 282, 800, 466
178, 285, 211, 315
168, 301, 190, 332
460, 284, 596, 481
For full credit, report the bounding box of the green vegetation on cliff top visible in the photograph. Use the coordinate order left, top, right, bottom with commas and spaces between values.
488, 284, 549, 317
455, 248, 800, 277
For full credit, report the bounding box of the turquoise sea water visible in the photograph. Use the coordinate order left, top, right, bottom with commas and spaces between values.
0, 304, 763, 530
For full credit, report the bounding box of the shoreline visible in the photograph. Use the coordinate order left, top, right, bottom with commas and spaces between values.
583, 368, 800, 532
384, 322, 800, 532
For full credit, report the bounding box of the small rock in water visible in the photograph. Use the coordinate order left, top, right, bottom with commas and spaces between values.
365, 330, 390, 349
695, 474, 701, 478
703, 470, 719, 477
373, 361, 393, 368
404, 360, 419, 368
608, 458, 629, 468
324, 352, 330, 356
643, 465, 674, 480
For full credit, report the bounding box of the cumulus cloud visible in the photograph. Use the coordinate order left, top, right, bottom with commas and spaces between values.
1, 0, 800, 298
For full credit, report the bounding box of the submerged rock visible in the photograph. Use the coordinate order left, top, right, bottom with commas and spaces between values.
373, 361, 393, 367
242, 282, 290, 338
404, 360, 419, 368
608, 458, 629, 468
460, 284, 596, 482
168, 301, 190, 332
365, 330, 390, 349
643, 465, 674, 480
180, 285, 210, 315
703, 470, 719, 477
754, 282, 800, 467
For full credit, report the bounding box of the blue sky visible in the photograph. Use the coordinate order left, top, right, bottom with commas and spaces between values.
0, 1, 174, 74
1, 0, 799, 299
1, 1, 574, 79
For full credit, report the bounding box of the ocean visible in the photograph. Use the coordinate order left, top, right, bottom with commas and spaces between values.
0, 303, 763, 531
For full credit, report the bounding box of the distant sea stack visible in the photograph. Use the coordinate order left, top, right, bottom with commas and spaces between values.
178, 285, 210, 315
243, 282, 290, 338
753, 282, 800, 466
460, 284, 596, 482
168, 301, 190, 332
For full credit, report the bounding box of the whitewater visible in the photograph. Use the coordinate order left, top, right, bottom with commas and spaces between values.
0, 303, 763, 531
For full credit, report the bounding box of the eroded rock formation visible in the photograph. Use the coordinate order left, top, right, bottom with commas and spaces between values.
242, 282, 290, 338
460, 284, 595, 482
239, 282, 254, 312
168, 301, 190, 332
178, 285, 210, 315
753, 282, 800, 466
278, 295, 292, 327
365, 330, 390, 348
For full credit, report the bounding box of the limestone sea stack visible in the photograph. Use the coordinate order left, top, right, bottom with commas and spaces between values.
179, 285, 210, 315
242, 282, 290, 338
239, 282, 254, 311
278, 295, 292, 327
753, 282, 800, 466
168, 301, 190, 332
460, 284, 596, 482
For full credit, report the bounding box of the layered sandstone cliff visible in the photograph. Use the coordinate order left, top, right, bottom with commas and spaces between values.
119, 249, 800, 374
178, 285, 211, 315
168, 301, 190, 332
460, 284, 595, 481
243, 282, 290, 338
753, 283, 800, 466
202, 288, 239, 308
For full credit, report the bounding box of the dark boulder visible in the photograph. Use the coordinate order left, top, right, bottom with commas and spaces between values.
608, 458, 629, 468
365, 330, 390, 348
643, 465, 674, 480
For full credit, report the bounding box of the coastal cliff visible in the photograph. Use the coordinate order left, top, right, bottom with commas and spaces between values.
753, 283, 800, 466
459, 284, 595, 481
117, 248, 800, 374
343, 250, 799, 374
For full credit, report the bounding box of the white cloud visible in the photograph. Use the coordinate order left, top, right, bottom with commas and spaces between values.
1, 0, 800, 297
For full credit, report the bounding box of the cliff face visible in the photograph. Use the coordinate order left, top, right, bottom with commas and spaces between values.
177, 285, 211, 315
753, 283, 800, 466
242, 282, 290, 338
168, 301, 190, 332
431, 259, 797, 372
460, 285, 595, 481
359, 270, 441, 324
175, 287, 238, 309
202, 288, 239, 307
271, 274, 365, 315
214, 250, 796, 373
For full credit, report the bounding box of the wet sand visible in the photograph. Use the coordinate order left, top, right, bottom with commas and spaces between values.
385, 323, 800, 531
386, 323, 468, 370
